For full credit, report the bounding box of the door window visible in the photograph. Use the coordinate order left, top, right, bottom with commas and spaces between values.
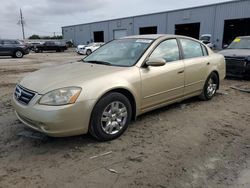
3, 40, 17, 45
150, 39, 180, 62
180, 39, 204, 59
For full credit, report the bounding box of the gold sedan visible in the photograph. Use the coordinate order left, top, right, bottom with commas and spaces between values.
12, 35, 225, 141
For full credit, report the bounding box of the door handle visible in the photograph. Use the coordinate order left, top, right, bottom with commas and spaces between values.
178, 70, 184, 74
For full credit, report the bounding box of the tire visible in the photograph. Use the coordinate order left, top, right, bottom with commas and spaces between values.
34, 48, 42, 53
199, 72, 219, 101
14, 50, 23, 58
89, 92, 132, 141
86, 49, 92, 56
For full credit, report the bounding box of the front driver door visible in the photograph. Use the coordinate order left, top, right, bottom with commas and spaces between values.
140, 38, 185, 111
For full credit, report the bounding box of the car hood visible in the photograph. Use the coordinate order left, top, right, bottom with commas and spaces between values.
218, 49, 250, 58
20, 62, 126, 94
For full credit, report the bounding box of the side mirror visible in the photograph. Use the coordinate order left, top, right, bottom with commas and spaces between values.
146, 58, 166, 67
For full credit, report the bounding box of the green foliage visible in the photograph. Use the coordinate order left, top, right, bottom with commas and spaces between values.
29, 34, 40, 39
29, 34, 63, 40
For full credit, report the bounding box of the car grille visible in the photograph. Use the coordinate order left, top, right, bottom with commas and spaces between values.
225, 57, 246, 75
14, 85, 36, 105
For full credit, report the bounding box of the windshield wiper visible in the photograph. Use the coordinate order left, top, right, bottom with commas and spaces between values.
85, 60, 112, 66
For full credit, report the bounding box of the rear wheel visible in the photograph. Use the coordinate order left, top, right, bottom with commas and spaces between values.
14, 50, 23, 58
89, 92, 132, 141
34, 48, 42, 53
199, 72, 219, 100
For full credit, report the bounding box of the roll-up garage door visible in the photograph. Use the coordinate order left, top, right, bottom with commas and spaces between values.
114, 30, 127, 39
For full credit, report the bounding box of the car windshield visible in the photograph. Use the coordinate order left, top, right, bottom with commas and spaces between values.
228, 38, 250, 49
83, 39, 153, 67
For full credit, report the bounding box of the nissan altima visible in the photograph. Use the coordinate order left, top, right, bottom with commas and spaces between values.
12, 35, 225, 141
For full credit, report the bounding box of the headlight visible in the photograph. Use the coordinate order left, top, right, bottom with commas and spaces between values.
39, 87, 81, 106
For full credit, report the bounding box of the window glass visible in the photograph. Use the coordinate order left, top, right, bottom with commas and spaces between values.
150, 39, 180, 62
201, 44, 208, 56
3, 40, 16, 45
84, 38, 153, 67
228, 38, 250, 49
180, 39, 203, 59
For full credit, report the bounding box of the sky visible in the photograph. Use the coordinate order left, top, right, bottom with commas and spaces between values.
0, 0, 234, 39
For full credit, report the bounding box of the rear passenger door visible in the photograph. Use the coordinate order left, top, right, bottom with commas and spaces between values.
179, 38, 209, 96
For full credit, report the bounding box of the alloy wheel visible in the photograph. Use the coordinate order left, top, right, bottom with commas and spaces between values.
207, 78, 217, 97
101, 101, 128, 135
16, 51, 23, 58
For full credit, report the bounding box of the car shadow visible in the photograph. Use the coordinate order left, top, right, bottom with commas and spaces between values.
14, 96, 203, 149
0, 57, 16, 59
136, 96, 201, 121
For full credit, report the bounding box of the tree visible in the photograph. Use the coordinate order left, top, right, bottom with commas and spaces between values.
29, 34, 41, 39
28, 34, 63, 40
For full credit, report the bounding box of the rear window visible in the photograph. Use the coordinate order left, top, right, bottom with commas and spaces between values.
3, 40, 18, 45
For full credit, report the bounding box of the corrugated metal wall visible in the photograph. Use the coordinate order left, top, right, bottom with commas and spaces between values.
133, 13, 167, 35
167, 6, 215, 38
108, 18, 134, 40
214, 0, 250, 48
62, 0, 250, 49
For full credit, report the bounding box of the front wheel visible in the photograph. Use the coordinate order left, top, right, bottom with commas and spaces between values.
199, 72, 219, 101
89, 92, 132, 141
86, 49, 92, 56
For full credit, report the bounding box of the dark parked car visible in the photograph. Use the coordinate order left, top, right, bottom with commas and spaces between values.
34, 41, 68, 53
219, 36, 250, 78
0, 39, 29, 58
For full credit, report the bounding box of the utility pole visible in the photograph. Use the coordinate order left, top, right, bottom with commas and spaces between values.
20, 9, 25, 39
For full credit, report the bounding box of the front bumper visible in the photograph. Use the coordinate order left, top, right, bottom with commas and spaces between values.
23, 48, 30, 55
12, 94, 96, 137
226, 66, 250, 78
226, 58, 250, 78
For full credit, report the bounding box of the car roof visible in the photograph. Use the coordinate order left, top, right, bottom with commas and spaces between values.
201, 34, 212, 37
122, 34, 193, 40
0, 39, 19, 41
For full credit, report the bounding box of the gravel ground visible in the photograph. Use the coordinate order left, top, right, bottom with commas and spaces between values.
0, 50, 250, 188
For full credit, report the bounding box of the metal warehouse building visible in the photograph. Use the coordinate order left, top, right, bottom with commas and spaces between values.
62, 0, 250, 49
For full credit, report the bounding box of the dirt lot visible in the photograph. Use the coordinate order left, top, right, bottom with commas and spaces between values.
0, 51, 250, 188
